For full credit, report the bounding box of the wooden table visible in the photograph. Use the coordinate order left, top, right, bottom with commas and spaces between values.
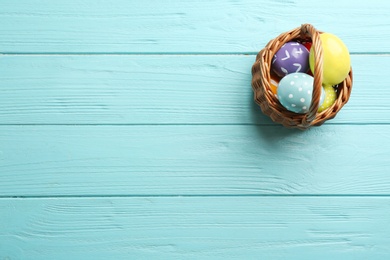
1, 1, 390, 259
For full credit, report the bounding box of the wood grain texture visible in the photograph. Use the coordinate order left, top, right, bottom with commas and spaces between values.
1, 197, 390, 259
1, 0, 389, 53
1, 125, 390, 196
2, 1, 390, 258
1, 54, 389, 125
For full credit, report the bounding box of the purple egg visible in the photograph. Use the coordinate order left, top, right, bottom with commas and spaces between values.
271, 42, 310, 78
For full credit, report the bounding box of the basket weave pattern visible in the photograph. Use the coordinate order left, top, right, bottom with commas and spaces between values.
251, 24, 353, 130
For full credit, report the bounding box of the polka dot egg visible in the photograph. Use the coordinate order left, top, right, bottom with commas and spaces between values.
318, 85, 337, 112
277, 73, 325, 114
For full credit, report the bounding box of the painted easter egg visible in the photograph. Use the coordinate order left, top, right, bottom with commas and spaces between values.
272, 42, 310, 78
270, 74, 279, 96
277, 73, 325, 114
303, 42, 312, 51
318, 85, 337, 112
310, 33, 350, 86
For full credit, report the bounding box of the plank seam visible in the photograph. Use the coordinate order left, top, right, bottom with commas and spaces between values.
1, 52, 390, 56
1, 123, 390, 126
2, 194, 390, 199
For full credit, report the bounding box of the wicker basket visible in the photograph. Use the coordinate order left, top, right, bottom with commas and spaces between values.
251, 24, 353, 130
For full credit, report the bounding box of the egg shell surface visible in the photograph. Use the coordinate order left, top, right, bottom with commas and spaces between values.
318, 85, 337, 112
272, 42, 310, 78
277, 73, 325, 114
270, 75, 279, 96
309, 33, 351, 86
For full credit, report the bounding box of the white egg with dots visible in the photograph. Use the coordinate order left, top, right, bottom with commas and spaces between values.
277, 73, 325, 114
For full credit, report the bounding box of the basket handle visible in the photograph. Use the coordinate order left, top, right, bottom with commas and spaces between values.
300, 24, 323, 126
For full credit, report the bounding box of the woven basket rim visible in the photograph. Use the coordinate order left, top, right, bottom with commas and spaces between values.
251, 23, 353, 130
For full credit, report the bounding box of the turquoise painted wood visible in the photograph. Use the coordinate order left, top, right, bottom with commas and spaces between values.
1, 197, 390, 259
1, 125, 390, 196
1, 0, 390, 259
1, 54, 389, 125
0, 0, 390, 54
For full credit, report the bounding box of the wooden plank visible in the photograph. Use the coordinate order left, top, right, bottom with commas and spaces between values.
0, 54, 389, 125
1, 197, 390, 259
0, 0, 389, 53
1, 125, 390, 196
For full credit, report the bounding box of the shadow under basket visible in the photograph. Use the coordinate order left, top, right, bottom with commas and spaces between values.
251, 24, 353, 130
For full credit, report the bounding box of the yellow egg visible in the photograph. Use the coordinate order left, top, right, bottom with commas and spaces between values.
318, 85, 337, 112
310, 33, 351, 86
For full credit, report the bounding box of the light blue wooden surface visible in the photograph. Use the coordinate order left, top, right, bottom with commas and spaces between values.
1, 197, 390, 260
1, 125, 390, 196
1, 0, 390, 259
1, 0, 390, 54
0, 55, 389, 124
